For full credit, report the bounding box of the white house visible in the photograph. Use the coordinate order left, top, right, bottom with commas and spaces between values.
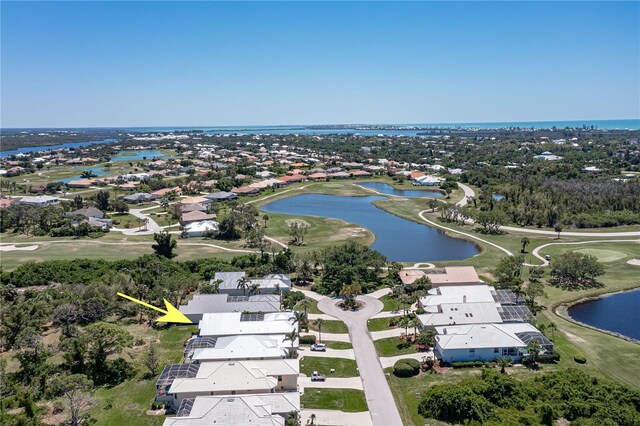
183, 220, 219, 238
179, 294, 281, 323
413, 175, 444, 187
212, 272, 290, 295
198, 312, 297, 340
19, 195, 59, 207
185, 335, 290, 363
434, 323, 552, 363
163, 393, 300, 426
160, 360, 299, 408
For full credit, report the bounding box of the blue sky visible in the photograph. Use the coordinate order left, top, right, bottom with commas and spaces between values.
1, 1, 639, 127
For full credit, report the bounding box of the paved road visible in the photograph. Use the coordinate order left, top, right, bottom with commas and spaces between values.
318, 296, 403, 426
456, 182, 475, 207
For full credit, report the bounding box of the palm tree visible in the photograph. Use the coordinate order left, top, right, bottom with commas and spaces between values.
290, 311, 306, 332
248, 283, 261, 296
497, 357, 512, 374
409, 316, 420, 337
263, 214, 269, 228
237, 277, 250, 296
400, 316, 410, 340
283, 329, 299, 356
520, 237, 530, 253
297, 298, 312, 317
310, 413, 316, 425
547, 322, 558, 342
313, 318, 325, 343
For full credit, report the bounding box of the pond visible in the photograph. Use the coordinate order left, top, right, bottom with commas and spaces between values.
492, 194, 505, 201
112, 150, 165, 162
261, 193, 479, 262
568, 288, 640, 341
58, 167, 109, 183
358, 182, 443, 198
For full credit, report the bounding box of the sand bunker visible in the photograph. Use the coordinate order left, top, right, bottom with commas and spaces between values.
0, 244, 39, 252
627, 259, 640, 266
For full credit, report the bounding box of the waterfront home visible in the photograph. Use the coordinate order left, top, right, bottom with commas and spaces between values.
434, 322, 553, 363
212, 272, 291, 295
198, 312, 297, 339
350, 170, 372, 178
66, 179, 95, 188
163, 393, 300, 426
19, 195, 59, 207
159, 359, 299, 407
183, 220, 219, 238
184, 334, 289, 363
307, 172, 328, 181
205, 191, 238, 202
414, 175, 444, 186
179, 293, 281, 323
231, 186, 260, 196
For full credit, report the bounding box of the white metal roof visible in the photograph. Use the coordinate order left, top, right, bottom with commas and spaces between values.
417, 302, 503, 327
198, 311, 296, 337
419, 284, 496, 308
435, 322, 540, 350
190, 335, 289, 362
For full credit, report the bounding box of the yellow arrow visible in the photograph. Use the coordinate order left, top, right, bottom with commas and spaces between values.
117, 292, 192, 324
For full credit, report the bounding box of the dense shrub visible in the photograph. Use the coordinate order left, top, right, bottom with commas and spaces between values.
574, 356, 587, 364
415, 307, 426, 315
393, 359, 420, 377
538, 352, 561, 363
299, 335, 316, 345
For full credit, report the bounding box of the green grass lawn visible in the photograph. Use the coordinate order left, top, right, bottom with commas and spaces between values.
323, 341, 353, 350
109, 213, 143, 228
367, 316, 402, 332
378, 294, 401, 312
294, 297, 322, 315
373, 337, 417, 357
300, 389, 368, 412
308, 319, 348, 334
300, 356, 359, 377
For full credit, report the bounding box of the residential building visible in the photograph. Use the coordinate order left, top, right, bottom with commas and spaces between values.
198, 312, 297, 339
434, 322, 553, 363
122, 193, 156, 204
183, 220, 219, 238
205, 191, 238, 202
159, 359, 299, 407
184, 335, 289, 362
181, 210, 216, 225
400, 266, 481, 287
18, 195, 59, 207
213, 272, 290, 295
179, 293, 281, 323
163, 393, 299, 426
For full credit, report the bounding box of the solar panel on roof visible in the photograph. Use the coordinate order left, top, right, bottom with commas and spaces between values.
227, 295, 250, 302
498, 305, 533, 322
240, 312, 265, 322
515, 331, 553, 350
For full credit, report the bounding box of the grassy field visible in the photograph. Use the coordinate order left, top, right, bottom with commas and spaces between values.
373, 337, 417, 357
367, 316, 401, 332
300, 389, 368, 412
300, 356, 359, 377
308, 319, 348, 334
322, 341, 353, 350
89, 324, 196, 426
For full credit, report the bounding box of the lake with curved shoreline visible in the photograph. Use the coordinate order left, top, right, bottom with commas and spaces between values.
568, 288, 640, 341
261, 193, 479, 262
358, 182, 443, 198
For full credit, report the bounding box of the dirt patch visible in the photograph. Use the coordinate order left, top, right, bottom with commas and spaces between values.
563, 331, 586, 344
627, 258, 640, 266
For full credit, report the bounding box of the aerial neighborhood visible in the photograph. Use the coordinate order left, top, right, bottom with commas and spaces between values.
1, 126, 639, 426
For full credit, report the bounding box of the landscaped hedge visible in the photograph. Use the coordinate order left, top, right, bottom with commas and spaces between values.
393, 358, 421, 377
299, 335, 316, 345
538, 352, 561, 363
451, 361, 485, 369
574, 356, 587, 364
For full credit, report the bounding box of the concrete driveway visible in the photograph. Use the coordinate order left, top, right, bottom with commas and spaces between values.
300, 409, 372, 426
298, 376, 364, 391
318, 296, 403, 426
299, 348, 356, 360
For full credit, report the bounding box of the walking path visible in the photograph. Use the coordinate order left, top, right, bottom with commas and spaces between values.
306, 330, 351, 343
370, 310, 402, 319
370, 328, 404, 340
300, 409, 372, 426
307, 313, 337, 321
317, 296, 403, 426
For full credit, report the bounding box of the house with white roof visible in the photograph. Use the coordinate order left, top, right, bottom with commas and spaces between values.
161, 360, 299, 407
179, 294, 281, 323
185, 335, 290, 363
163, 393, 300, 426
212, 272, 290, 295
183, 220, 219, 238
413, 175, 444, 187
434, 323, 553, 363
198, 312, 297, 340
19, 195, 59, 207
